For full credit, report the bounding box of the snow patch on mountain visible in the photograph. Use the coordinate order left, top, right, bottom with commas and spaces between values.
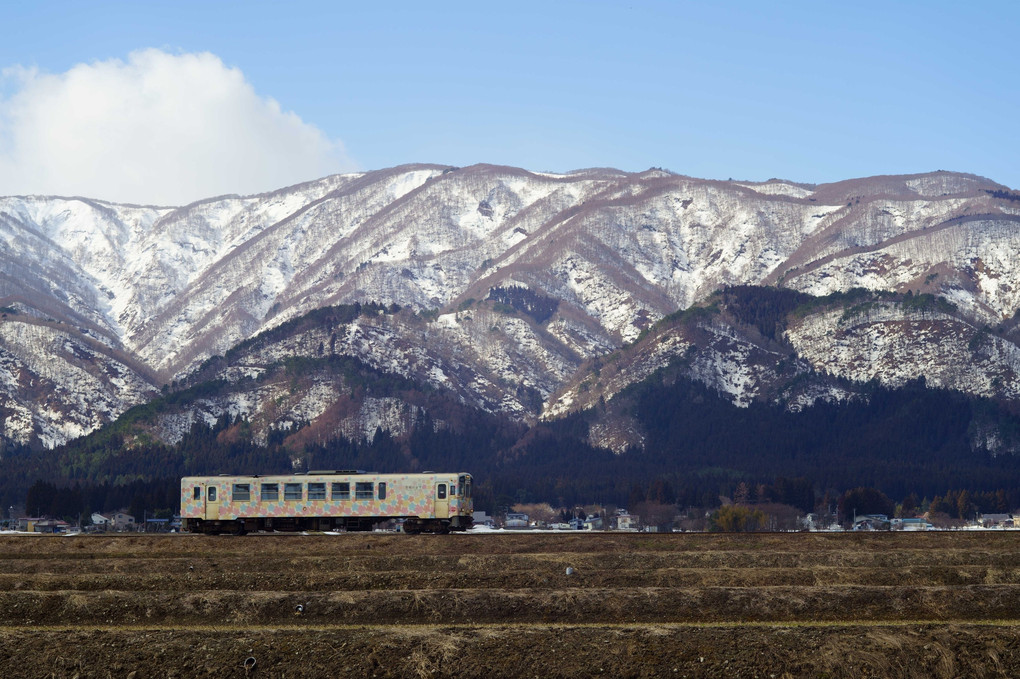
0, 317, 157, 447
339, 397, 420, 441
789, 214, 1020, 322
736, 181, 814, 199
786, 304, 1020, 399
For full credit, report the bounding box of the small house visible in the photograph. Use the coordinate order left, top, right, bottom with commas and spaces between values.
93, 511, 136, 531
614, 511, 637, 531
891, 517, 933, 531
33, 519, 70, 534
979, 513, 1013, 528
109, 512, 136, 531
853, 514, 891, 531
472, 511, 495, 528
16, 517, 43, 532
504, 512, 529, 529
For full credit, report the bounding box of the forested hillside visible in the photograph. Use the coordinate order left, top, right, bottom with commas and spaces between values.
6, 308, 1020, 520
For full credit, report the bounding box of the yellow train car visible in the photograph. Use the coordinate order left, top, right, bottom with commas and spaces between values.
180, 470, 473, 534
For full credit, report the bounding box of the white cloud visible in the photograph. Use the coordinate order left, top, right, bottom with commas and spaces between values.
0, 49, 354, 205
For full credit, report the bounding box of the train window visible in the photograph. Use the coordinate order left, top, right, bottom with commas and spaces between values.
355, 482, 374, 500
284, 483, 303, 501
450, 484, 457, 496
208, 486, 217, 502
378, 482, 386, 500
332, 482, 350, 500
232, 484, 251, 502
459, 475, 467, 496
261, 483, 279, 501
193, 486, 201, 500
308, 482, 326, 500
437, 484, 447, 500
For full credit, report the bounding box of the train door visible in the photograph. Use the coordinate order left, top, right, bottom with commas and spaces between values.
204, 483, 221, 520
435, 482, 450, 519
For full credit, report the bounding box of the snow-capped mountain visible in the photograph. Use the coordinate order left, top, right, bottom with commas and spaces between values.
2, 164, 1019, 449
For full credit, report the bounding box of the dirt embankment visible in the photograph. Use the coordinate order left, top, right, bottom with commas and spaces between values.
1, 531, 1019, 678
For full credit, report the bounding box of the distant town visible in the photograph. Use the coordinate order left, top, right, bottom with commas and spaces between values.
4, 504, 1017, 535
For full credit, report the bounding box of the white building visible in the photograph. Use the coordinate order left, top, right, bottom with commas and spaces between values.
92, 511, 136, 531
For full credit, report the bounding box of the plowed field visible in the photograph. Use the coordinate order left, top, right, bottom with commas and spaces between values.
1, 531, 1019, 678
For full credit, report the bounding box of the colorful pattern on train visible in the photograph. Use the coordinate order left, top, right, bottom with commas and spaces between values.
180, 471, 473, 534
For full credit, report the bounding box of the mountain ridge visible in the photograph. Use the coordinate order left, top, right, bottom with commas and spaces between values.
2, 164, 1019, 450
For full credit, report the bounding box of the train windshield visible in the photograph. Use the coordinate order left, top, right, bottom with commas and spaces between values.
459, 475, 471, 497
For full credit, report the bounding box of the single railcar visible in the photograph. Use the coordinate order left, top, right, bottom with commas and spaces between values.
180, 470, 473, 534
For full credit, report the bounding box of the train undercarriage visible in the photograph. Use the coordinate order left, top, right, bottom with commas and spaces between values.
185, 515, 472, 535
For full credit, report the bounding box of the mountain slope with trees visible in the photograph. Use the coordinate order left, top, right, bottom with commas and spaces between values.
6, 289, 1020, 523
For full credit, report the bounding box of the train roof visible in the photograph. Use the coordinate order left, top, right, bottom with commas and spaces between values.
181, 471, 470, 479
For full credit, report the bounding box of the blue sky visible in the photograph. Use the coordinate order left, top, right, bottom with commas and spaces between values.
1, 1, 1017, 203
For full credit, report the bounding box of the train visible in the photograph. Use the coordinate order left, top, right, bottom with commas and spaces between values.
180, 470, 473, 534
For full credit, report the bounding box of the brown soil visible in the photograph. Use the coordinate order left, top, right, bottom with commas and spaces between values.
1, 531, 1019, 678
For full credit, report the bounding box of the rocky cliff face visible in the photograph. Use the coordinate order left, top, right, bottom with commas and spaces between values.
2, 165, 1018, 449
